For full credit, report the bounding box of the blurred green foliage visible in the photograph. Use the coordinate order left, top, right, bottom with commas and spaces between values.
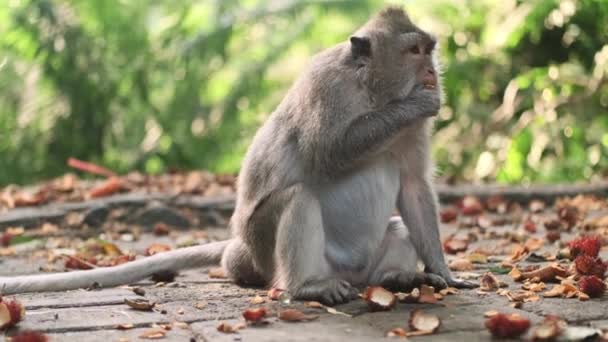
0, 0, 606, 186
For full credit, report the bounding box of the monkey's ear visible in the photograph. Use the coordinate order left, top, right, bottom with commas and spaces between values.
350, 36, 371, 60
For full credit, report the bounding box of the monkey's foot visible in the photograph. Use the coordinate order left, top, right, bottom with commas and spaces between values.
376, 270, 447, 292
294, 278, 359, 306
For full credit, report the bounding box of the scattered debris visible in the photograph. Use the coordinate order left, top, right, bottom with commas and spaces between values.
485, 313, 531, 338
124, 298, 155, 311
409, 309, 441, 334
278, 309, 319, 322
362, 286, 397, 311
242, 307, 268, 323
6, 330, 49, 342
216, 322, 246, 333
578, 275, 606, 298
0, 297, 25, 330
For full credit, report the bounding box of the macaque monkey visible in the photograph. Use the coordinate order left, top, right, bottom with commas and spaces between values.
0, 7, 475, 304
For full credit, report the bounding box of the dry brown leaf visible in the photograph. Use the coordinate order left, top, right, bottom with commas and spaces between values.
139, 328, 166, 339
194, 301, 207, 310
278, 309, 319, 322
479, 272, 505, 291
88, 177, 122, 198
216, 322, 246, 333
326, 307, 353, 317
267, 288, 285, 300
124, 298, 155, 311
250, 295, 265, 304
419, 285, 438, 304
509, 267, 523, 281
443, 236, 469, 254
145, 243, 172, 256
386, 327, 408, 338
520, 264, 568, 283
304, 301, 324, 309
449, 258, 473, 271
439, 287, 459, 296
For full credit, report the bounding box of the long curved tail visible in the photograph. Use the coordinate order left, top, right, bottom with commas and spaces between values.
0, 240, 230, 294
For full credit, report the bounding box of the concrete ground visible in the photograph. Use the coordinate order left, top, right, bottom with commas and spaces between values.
1, 190, 607, 341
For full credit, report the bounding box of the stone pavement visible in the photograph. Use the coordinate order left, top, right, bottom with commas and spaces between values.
1, 192, 608, 341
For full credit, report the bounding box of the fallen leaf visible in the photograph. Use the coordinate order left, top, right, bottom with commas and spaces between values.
520, 264, 569, 283
509, 267, 522, 281
267, 288, 285, 300
386, 327, 408, 338
278, 309, 319, 322
443, 235, 468, 254
439, 287, 459, 296
449, 258, 473, 271
194, 301, 208, 310
484, 310, 499, 317
396, 288, 420, 303
325, 307, 352, 317
124, 298, 155, 311
531, 315, 566, 341
250, 295, 265, 304
68, 157, 116, 177
466, 253, 488, 264
304, 301, 324, 309
524, 237, 545, 251
216, 322, 246, 333
139, 328, 166, 339
479, 272, 505, 291
145, 243, 172, 256
88, 177, 122, 198
419, 285, 438, 304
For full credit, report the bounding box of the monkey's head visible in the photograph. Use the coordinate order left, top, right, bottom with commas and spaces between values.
349, 7, 439, 103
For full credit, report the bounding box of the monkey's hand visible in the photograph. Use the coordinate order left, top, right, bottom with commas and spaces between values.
400, 85, 440, 119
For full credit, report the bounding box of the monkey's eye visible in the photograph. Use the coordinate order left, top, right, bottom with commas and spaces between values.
409, 46, 421, 54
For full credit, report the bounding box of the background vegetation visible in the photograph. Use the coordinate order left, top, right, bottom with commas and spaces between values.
0, 0, 607, 186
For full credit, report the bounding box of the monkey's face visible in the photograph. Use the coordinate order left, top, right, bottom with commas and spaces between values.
354, 30, 439, 102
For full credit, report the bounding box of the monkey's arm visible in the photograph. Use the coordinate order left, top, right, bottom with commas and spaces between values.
397, 179, 477, 288
326, 87, 438, 172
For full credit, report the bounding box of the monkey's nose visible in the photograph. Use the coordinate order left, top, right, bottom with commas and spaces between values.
426, 68, 435, 75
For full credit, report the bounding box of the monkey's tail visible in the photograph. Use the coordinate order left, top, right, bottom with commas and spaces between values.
0, 240, 230, 295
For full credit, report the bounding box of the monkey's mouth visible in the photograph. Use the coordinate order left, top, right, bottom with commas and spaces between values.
423, 83, 436, 89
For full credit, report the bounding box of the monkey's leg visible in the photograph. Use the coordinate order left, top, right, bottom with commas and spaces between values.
275, 184, 359, 305
222, 238, 267, 287
369, 217, 447, 291
397, 179, 477, 288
